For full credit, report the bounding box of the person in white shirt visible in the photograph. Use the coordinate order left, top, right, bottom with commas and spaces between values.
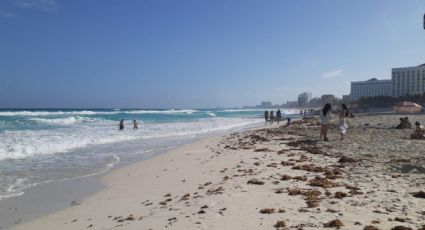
319, 103, 332, 141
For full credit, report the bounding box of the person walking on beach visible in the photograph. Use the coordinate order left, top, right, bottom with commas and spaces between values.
319, 103, 332, 141
264, 111, 269, 125
276, 109, 282, 125
269, 111, 275, 125
338, 104, 349, 140
119, 119, 124, 130
133, 120, 139, 130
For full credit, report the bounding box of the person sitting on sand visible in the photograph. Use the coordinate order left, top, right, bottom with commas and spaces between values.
119, 119, 124, 130
403, 117, 412, 129
269, 111, 274, 125
264, 111, 269, 125
319, 103, 332, 141
396, 117, 411, 129
276, 109, 282, 125
411, 121, 425, 139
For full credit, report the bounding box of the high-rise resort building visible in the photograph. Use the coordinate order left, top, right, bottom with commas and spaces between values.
350, 78, 392, 101
297, 92, 311, 106
392, 64, 425, 98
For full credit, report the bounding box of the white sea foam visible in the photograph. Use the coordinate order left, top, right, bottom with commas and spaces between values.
30, 116, 98, 125
0, 109, 199, 117
0, 117, 261, 160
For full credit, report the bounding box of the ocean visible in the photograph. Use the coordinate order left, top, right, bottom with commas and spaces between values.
0, 108, 298, 200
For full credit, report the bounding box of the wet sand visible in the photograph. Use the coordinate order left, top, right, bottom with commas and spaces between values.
10, 114, 425, 229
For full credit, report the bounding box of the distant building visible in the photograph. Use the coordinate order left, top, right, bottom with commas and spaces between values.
392, 64, 425, 97
342, 95, 351, 103
350, 78, 392, 101
261, 101, 272, 107
309, 97, 322, 107
297, 92, 311, 106
286, 101, 298, 107
321, 94, 338, 106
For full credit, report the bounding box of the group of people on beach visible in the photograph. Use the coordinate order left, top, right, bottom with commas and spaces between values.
319, 103, 350, 141
264, 109, 284, 125
119, 119, 139, 131
396, 116, 425, 139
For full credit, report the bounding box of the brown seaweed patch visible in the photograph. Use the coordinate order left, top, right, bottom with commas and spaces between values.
324, 168, 344, 179
412, 190, 425, 198
309, 176, 337, 188
292, 164, 325, 173
334, 191, 347, 199
292, 176, 308, 181
247, 179, 265, 185
363, 226, 379, 230
259, 208, 275, 214
274, 220, 287, 229
180, 193, 190, 201
288, 187, 302, 195
390, 227, 413, 230
281, 161, 295, 166
254, 148, 272, 152
323, 219, 344, 228
280, 174, 292, 181
275, 188, 285, 194
338, 156, 359, 163
206, 186, 224, 195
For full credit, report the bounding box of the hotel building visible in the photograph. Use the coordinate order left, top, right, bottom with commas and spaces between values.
350, 78, 392, 101
392, 64, 425, 97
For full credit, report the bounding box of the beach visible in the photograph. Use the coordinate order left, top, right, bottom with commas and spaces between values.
8, 114, 425, 229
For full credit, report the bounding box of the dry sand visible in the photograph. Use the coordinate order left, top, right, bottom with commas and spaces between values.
11, 114, 425, 230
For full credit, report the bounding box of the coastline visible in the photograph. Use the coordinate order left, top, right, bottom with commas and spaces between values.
8, 114, 425, 229
0, 122, 264, 229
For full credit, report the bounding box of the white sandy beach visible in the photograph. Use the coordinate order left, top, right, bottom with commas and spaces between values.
10, 114, 425, 230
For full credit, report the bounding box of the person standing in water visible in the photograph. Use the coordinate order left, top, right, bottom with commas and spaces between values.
276, 109, 282, 125
264, 111, 269, 125
133, 120, 139, 130
119, 119, 124, 130
319, 104, 332, 141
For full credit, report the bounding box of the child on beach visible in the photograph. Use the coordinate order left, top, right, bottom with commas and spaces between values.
319, 104, 331, 141
338, 104, 349, 140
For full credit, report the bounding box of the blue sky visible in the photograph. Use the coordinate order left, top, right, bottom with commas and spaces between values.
1, 0, 425, 108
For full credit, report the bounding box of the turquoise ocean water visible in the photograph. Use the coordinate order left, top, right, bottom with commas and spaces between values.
0, 108, 298, 200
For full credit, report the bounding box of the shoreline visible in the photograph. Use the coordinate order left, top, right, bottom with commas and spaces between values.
0, 123, 264, 230
8, 114, 425, 229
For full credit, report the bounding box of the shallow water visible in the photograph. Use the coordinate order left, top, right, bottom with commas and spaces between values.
0, 108, 299, 200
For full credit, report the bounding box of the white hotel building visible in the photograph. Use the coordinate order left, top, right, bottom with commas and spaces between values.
350, 78, 392, 101
392, 64, 425, 97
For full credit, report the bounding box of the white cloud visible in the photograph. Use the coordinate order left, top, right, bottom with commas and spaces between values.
15, 0, 57, 12
321, 69, 344, 79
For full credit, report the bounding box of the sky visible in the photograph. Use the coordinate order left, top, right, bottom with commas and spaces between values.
1, 0, 425, 109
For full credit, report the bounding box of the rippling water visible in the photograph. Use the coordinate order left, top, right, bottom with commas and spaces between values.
0, 108, 298, 200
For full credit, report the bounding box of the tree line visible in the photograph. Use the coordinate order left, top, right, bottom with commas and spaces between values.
353, 93, 425, 108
